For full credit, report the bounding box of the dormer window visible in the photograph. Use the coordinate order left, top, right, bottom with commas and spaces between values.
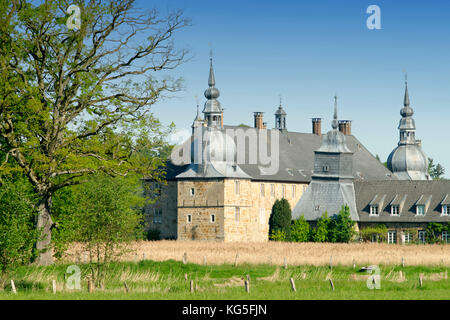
370, 205, 379, 216
416, 205, 425, 216
391, 205, 400, 216
442, 205, 450, 216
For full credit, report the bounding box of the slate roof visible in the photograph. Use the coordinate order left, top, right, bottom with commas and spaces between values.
162, 126, 395, 183
354, 180, 450, 223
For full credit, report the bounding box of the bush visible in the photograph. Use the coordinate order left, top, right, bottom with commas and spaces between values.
146, 229, 161, 241
290, 216, 310, 242
359, 225, 388, 242
425, 222, 448, 244
0, 177, 37, 273
269, 229, 287, 242
269, 198, 292, 240
328, 205, 356, 243
311, 212, 330, 242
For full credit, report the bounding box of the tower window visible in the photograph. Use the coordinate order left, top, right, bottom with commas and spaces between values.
282, 185, 286, 198
270, 184, 275, 197
187, 214, 192, 223
235, 180, 240, 195
292, 185, 296, 198
235, 207, 240, 223
210, 214, 216, 223
260, 184, 265, 197
190, 188, 195, 196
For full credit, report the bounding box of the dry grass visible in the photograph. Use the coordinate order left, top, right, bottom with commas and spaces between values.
63, 241, 450, 267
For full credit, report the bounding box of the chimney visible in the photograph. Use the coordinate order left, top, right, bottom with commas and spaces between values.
338, 120, 352, 135
254, 112, 264, 129
312, 118, 322, 136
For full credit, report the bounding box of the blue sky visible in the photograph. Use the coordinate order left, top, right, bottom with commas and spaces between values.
136, 0, 450, 177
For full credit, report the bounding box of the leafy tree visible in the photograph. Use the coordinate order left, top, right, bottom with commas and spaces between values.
0, 177, 37, 273
54, 174, 145, 288
425, 222, 447, 244
0, 0, 189, 265
269, 198, 292, 240
290, 216, 310, 242
428, 158, 445, 180
328, 205, 356, 243
311, 212, 330, 242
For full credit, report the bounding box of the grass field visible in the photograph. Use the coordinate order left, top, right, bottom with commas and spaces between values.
1, 259, 449, 300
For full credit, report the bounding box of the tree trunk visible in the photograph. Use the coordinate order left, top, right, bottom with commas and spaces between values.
35, 195, 54, 266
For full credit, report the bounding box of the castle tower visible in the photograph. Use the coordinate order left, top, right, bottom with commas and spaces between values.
202, 58, 223, 128
387, 78, 430, 180
292, 96, 359, 221
274, 97, 287, 131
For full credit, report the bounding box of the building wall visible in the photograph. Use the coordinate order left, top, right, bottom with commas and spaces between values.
223, 179, 307, 242
359, 222, 429, 244
144, 180, 178, 239
177, 179, 225, 241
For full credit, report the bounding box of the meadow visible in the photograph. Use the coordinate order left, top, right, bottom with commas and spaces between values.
0, 241, 449, 300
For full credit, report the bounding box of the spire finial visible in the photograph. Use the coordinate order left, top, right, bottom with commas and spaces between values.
332, 95, 338, 129
279, 94, 282, 107
403, 74, 410, 107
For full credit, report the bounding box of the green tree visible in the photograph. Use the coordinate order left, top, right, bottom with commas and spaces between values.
0, 177, 37, 273
269, 198, 292, 240
0, 0, 188, 265
328, 205, 356, 243
311, 212, 330, 242
290, 216, 310, 242
428, 158, 445, 180
425, 222, 446, 244
55, 174, 145, 288
269, 229, 287, 242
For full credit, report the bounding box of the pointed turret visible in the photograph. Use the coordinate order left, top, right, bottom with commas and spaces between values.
274, 96, 287, 130
203, 57, 223, 128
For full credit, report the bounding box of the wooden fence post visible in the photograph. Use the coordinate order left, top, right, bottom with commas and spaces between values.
329, 278, 335, 291
10, 280, 16, 294
183, 252, 187, 264
190, 280, 194, 293
124, 281, 129, 293
290, 278, 296, 292
419, 274, 423, 287
234, 253, 239, 267
184, 273, 188, 281
284, 257, 288, 269
352, 257, 356, 270
401, 257, 405, 268
203, 256, 207, 266
52, 280, 57, 294
245, 280, 250, 293
88, 279, 93, 293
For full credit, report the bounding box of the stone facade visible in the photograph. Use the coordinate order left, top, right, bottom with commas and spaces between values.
145, 178, 307, 242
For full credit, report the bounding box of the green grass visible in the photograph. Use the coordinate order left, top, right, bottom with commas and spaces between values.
0, 260, 449, 299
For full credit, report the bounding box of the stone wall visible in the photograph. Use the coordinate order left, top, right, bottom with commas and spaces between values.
143, 180, 178, 239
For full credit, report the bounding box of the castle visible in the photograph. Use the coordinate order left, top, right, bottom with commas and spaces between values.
145, 59, 450, 244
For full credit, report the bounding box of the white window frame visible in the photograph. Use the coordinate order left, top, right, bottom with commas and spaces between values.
418, 230, 426, 243
153, 208, 162, 224
416, 205, 425, 216
391, 205, 400, 216
235, 180, 240, 195
388, 230, 396, 244
187, 214, 192, 223
369, 205, 379, 216
442, 205, 450, 216
442, 231, 449, 243
404, 232, 411, 244
210, 214, 215, 223
235, 207, 240, 223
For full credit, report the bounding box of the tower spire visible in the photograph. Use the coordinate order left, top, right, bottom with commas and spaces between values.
203, 55, 223, 128
404, 73, 410, 107
332, 95, 338, 129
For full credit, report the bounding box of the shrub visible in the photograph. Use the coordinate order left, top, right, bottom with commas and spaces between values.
269, 229, 287, 242
146, 228, 161, 241
425, 222, 447, 244
359, 225, 388, 243
311, 212, 331, 242
269, 198, 292, 240
290, 216, 310, 242
328, 205, 356, 243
